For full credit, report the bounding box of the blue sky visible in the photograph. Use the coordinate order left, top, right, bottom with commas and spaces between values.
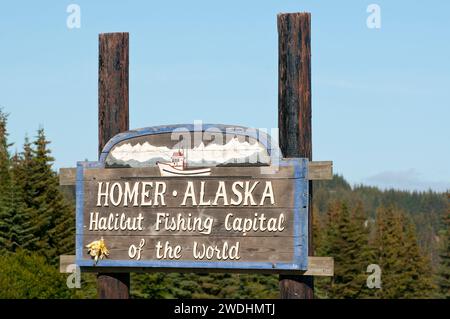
0, 1, 449, 192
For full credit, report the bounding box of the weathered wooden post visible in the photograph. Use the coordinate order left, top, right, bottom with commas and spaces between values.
97, 32, 130, 299
278, 12, 314, 299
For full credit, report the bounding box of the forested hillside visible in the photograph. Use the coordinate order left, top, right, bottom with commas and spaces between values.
314, 176, 447, 270
0, 109, 448, 299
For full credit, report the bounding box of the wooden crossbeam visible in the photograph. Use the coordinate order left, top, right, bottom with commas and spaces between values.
307, 161, 333, 180
59, 168, 77, 185
303, 257, 334, 276
60, 255, 76, 273
59, 255, 333, 276
58, 161, 333, 186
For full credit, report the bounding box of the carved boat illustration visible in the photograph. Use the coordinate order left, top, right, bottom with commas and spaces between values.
156, 151, 211, 177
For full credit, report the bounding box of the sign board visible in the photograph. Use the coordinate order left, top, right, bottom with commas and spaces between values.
76, 124, 309, 272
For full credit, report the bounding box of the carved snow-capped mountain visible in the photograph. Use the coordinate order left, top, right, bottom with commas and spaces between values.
107, 137, 268, 166
110, 142, 172, 163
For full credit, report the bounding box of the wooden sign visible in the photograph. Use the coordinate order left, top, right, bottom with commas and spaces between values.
76, 124, 309, 273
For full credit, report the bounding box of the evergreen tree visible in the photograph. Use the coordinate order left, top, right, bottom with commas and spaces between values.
352, 201, 377, 298
13, 136, 53, 254
312, 204, 329, 299
374, 205, 434, 298
320, 201, 372, 298
401, 215, 435, 298
9, 150, 38, 251
28, 128, 74, 260
10, 129, 74, 260
0, 110, 13, 251
0, 113, 39, 252
436, 201, 450, 298
374, 206, 407, 298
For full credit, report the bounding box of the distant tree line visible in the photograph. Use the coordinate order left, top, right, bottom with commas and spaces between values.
0, 109, 448, 299
313, 176, 449, 298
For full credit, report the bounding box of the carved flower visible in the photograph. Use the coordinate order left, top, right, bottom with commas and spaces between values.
86, 237, 110, 264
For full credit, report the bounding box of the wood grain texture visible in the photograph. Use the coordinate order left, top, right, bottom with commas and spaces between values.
59, 168, 77, 185
60, 255, 76, 273
60, 255, 334, 276
278, 12, 311, 159
304, 257, 334, 276
84, 165, 298, 180
81, 169, 299, 208
308, 161, 333, 180
98, 32, 129, 156
98, 32, 130, 299
59, 161, 332, 186
81, 234, 296, 263
97, 273, 130, 299
278, 12, 314, 299
82, 208, 296, 237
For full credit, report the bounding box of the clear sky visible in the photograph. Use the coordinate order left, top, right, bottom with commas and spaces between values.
0, 1, 449, 192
